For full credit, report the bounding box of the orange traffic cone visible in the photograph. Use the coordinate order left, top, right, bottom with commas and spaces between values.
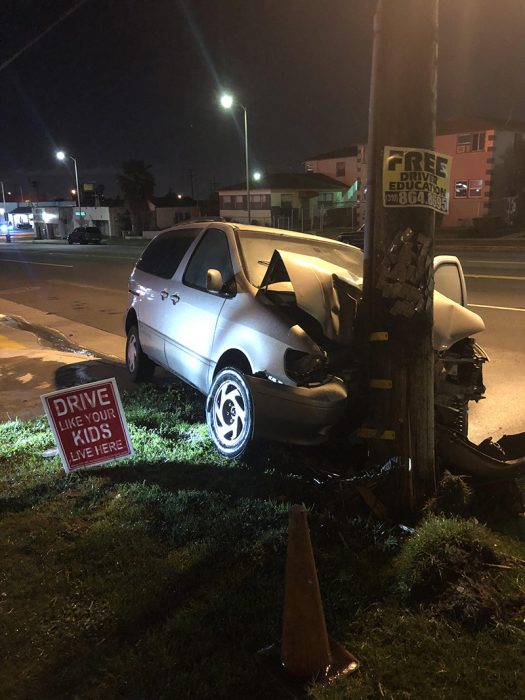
281, 504, 359, 682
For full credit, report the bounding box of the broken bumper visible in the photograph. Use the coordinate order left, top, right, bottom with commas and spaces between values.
246, 375, 348, 445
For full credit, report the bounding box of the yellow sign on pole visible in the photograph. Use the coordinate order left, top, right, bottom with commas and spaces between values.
383, 146, 452, 214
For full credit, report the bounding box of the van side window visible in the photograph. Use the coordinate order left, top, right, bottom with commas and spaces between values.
136, 229, 197, 279
183, 228, 233, 291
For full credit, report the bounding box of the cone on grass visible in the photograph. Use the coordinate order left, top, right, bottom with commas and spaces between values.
281, 504, 359, 682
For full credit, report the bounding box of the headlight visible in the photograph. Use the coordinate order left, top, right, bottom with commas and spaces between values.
284, 349, 327, 385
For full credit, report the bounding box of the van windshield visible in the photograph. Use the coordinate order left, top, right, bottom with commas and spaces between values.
236, 230, 363, 287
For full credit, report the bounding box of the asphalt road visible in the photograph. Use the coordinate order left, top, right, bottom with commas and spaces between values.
0, 240, 524, 441
0, 241, 140, 336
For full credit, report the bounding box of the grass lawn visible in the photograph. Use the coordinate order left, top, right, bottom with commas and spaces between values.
1, 383, 524, 700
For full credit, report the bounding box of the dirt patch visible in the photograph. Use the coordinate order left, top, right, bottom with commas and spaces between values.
396, 517, 524, 627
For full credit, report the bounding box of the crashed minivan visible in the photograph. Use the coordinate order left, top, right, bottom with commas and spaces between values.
125, 222, 486, 457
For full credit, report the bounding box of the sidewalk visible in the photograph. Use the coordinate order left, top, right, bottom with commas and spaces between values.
0, 312, 130, 421
0, 298, 123, 360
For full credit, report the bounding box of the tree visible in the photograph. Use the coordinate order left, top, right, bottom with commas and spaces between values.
116, 160, 155, 234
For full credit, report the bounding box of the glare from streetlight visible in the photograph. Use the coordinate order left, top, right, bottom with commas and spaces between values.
71, 189, 77, 195
56, 150, 66, 161
220, 94, 233, 109
253, 171, 262, 181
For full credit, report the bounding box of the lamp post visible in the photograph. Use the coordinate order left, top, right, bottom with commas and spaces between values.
56, 150, 82, 216
220, 94, 250, 224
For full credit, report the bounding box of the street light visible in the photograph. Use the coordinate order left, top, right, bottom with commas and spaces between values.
253, 171, 262, 182
56, 150, 82, 216
220, 93, 250, 224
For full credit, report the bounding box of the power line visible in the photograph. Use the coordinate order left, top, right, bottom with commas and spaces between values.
0, 0, 90, 75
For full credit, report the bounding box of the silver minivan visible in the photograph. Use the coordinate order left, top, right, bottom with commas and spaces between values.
125, 222, 485, 457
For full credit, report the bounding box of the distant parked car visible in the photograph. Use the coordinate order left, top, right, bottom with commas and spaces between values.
16, 222, 33, 230
125, 221, 486, 458
68, 226, 102, 245
337, 224, 365, 248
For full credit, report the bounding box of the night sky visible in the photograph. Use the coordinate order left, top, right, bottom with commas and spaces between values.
2, 0, 525, 200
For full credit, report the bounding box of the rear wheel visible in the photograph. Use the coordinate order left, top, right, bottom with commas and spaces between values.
206, 367, 253, 458
126, 324, 155, 382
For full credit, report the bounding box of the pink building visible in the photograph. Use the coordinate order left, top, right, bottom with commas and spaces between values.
436, 117, 525, 228
305, 117, 525, 230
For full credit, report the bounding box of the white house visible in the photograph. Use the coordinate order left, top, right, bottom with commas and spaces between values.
218, 172, 349, 230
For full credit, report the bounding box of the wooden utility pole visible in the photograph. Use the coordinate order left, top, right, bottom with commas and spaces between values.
362, 0, 439, 508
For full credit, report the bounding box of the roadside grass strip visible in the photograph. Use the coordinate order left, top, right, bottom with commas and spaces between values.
1, 384, 524, 699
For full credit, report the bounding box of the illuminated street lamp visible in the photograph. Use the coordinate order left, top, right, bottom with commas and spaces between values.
253, 171, 262, 182
56, 150, 82, 216
220, 93, 250, 224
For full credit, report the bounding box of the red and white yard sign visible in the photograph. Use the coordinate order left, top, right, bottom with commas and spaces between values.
41, 378, 133, 472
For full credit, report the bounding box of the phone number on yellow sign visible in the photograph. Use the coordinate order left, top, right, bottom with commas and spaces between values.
384, 189, 448, 212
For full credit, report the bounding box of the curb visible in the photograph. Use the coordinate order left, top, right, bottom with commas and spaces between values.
0, 297, 124, 362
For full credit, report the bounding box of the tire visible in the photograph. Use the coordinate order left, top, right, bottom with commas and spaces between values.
206, 367, 254, 458
68, 238, 73, 245
126, 325, 155, 382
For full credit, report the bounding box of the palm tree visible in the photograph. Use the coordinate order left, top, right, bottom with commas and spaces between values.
116, 160, 155, 234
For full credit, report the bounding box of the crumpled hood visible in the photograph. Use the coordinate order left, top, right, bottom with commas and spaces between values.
433, 290, 485, 351
258, 249, 361, 342
258, 249, 484, 351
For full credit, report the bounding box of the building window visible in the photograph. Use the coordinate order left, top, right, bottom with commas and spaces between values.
472, 133, 485, 151
456, 132, 486, 153
281, 194, 293, 209
221, 195, 232, 208
251, 194, 270, 210
234, 195, 245, 210
336, 161, 346, 177
468, 179, 483, 197
318, 192, 334, 204
455, 180, 468, 198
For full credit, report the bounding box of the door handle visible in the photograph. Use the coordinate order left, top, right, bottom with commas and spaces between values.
170, 293, 180, 305
160, 289, 169, 300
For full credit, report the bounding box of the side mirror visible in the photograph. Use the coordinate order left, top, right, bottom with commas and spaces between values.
433, 255, 468, 307
207, 268, 224, 293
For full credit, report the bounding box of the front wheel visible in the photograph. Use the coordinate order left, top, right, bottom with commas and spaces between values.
126, 324, 155, 382
206, 368, 254, 458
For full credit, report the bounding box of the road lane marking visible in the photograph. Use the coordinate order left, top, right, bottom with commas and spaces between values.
0, 258, 73, 268
465, 274, 525, 281
464, 259, 525, 265
0, 334, 25, 349
0, 286, 41, 295
47, 253, 139, 261
48, 280, 126, 293
469, 303, 525, 312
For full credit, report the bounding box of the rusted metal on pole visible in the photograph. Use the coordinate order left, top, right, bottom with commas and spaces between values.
363, 0, 439, 506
